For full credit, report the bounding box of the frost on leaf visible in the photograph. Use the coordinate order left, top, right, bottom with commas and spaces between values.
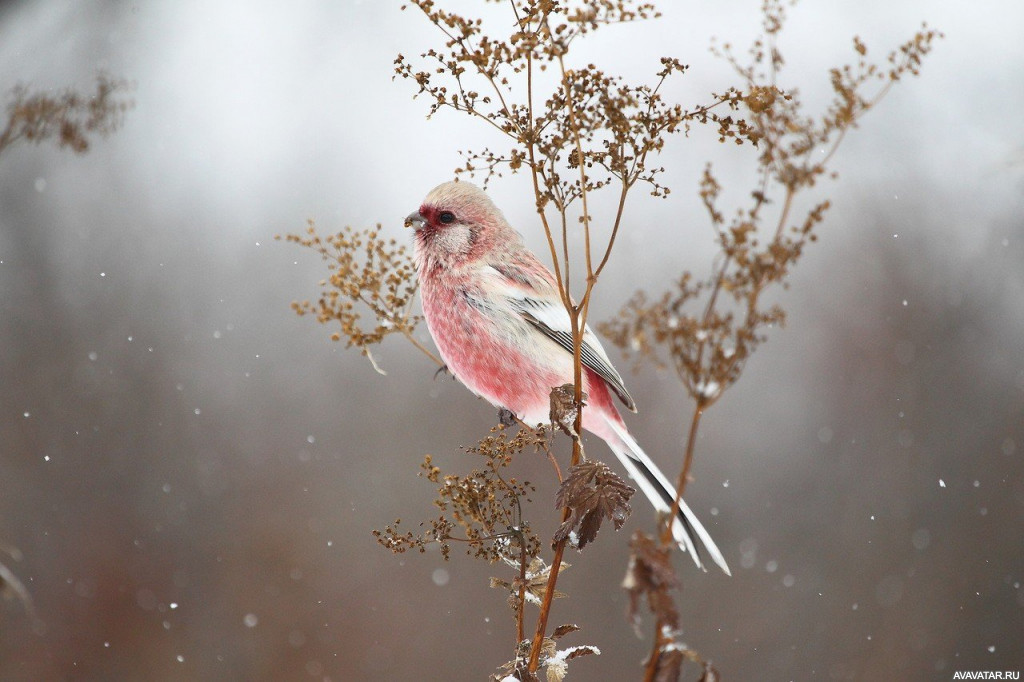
530, 625, 600, 682
491, 622, 596, 682
542, 642, 600, 682
553, 461, 634, 550
491, 557, 570, 607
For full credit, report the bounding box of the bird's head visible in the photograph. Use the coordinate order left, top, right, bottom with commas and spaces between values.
406, 181, 515, 266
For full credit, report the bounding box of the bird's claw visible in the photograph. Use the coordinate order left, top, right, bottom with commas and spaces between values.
498, 407, 517, 427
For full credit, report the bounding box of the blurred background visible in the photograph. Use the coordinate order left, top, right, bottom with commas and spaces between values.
1, 1, 1021, 680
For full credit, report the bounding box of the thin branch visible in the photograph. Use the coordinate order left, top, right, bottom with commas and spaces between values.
399, 328, 444, 367
663, 401, 704, 546
527, 537, 569, 671
557, 52, 595, 285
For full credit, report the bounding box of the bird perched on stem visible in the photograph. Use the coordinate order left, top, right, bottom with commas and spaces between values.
406, 180, 730, 575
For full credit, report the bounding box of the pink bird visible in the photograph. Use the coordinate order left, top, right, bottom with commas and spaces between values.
406, 180, 730, 575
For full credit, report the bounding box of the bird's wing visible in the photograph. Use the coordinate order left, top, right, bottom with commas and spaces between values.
482, 262, 637, 412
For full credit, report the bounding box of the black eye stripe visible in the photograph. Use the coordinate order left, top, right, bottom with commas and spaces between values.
438, 211, 455, 224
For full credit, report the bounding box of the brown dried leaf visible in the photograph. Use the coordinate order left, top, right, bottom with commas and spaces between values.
623, 530, 679, 632
553, 461, 634, 550
562, 645, 599, 661
549, 384, 586, 439
541, 641, 600, 682
551, 624, 581, 640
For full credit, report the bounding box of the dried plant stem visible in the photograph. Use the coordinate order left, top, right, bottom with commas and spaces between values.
640, 405, 704, 677
399, 328, 444, 368
556, 53, 595, 285
525, 32, 616, 666
664, 402, 704, 546
517, 537, 528, 646
663, 176, 797, 540
528, 112, 571, 312
524, 24, 590, 673
771, 184, 796, 243
527, 537, 568, 672
526, 311, 585, 674
642, 632, 664, 682
543, 442, 565, 483
594, 179, 631, 284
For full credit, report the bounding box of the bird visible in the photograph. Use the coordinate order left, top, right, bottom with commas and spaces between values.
405, 180, 730, 575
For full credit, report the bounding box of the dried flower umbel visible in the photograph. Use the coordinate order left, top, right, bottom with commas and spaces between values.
374, 423, 551, 645
374, 425, 545, 564
284, 1, 939, 678
278, 222, 432, 374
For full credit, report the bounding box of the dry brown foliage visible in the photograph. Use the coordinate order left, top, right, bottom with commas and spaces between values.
552, 460, 634, 550
278, 222, 430, 374
623, 531, 719, 681
492, 619, 599, 682
0, 74, 132, 156
284, 1, 939, 678
373, 424, 546, 564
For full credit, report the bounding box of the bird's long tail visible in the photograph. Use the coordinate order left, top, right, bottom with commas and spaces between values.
603, 418, 731, 575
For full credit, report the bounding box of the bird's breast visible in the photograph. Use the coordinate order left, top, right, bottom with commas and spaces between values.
419, 275, 560, 415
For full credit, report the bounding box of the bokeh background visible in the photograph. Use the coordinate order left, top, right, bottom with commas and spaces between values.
1, 1, 1022, 680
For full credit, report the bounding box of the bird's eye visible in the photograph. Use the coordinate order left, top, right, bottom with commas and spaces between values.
438, 211, 456, 224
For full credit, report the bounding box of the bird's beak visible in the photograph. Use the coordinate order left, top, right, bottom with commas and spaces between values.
404, 211, 426, 230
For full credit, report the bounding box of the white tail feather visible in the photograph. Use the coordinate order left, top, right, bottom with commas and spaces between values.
603, 418, 731, 575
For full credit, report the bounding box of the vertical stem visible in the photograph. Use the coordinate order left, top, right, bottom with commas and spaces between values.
527, 23, 593, 673
555, 52, 594, 282
527, 308, 583, 674
642, 627, 663, 682
527, 68, 571, 311
527, 538, 569, 671
516, 536, 527, 645
645, 404, 706, 676
663, 402, 704, 546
